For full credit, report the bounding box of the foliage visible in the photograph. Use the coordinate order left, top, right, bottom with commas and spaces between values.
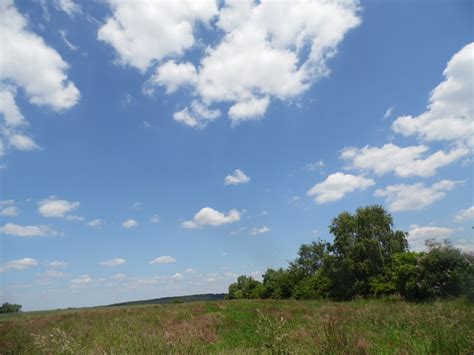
392, 240, 474, 301
0, 303, 22, 314
228, 205, 472, 302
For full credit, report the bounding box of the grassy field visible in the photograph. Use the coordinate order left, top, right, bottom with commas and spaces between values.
1, 299, 473, 354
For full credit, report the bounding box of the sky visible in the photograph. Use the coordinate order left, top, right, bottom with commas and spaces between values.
0, 0, 472, 311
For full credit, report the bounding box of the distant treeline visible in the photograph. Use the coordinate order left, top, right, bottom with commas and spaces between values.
227, 205, 474, 302
107, 293, 226, 307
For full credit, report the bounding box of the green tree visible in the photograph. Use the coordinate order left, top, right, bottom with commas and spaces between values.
227, 275, 262, 299
0, 302, 22, 313
261, 268, 295, 299
393, 240, 473, 301
328, 205, 408, 297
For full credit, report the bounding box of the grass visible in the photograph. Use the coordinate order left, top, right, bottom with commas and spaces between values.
1, 299, 473, 354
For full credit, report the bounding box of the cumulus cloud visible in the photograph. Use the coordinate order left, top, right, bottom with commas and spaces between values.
407, 225, 458, 251
99, 258, 126, 267
0, 223, 60, 237
392, 43, 474, 147
1, 0, 79, 154
0, 200, 20, 217
225, 169, 250, 185
341, 143, 468, 178
122, 219, 137, 229
149, 256, 176, 264
38, 197, 80, 218
87, 219, 102, 227
0, 258, 38, 272
173, 100, 221, 128
0, 0, 79, 155
455, 206, 474, 222
0, 86, 40, 154
98, 0, 218, 71
374, 180, 457, 212
182, 207, 241, 228
100, 0, 360, 126
111, 273, 127, 280
250, 226, 270, 236
307, 172, 375, 204
147, 61, 197, 94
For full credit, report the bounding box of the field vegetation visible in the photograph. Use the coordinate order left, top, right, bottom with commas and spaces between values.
1, 298, 473, 354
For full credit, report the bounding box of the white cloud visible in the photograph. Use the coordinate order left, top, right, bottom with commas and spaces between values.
0, 205, 20, 217
149, 256, 176, 264
87, 219, 102, 227
184, 268, 195, 273
0, 86, 40, 155
150, 214, 161, 224
383, 106, 394, 119
171, 273, 182, 280
49, 261, 67, 268
70, 274, 93, 286
59, 30, 78, 51
0, 223, 59, 237
98, 0, 218, 71
65, 215, 84, 222
148, 60, 197, 94
122, 219, 137, 229
225, 169, 250, 185
392, 43, 474, 147
228, 97, 270, 124
182, 207, 241, 228
305, 159, 325, 172
455, 206, 474, 222
38, 197, 80, 218
307, 172, 375, 204
407, 224, 457, 251
100, 258, 126, 267
374, 180, 457, 212
250, 226, 270, 236
173, 100, 221, 128
341, 143, 468, 178
0, 0, 80, 109
103, 0, 360, 126
54, 0, 81, 17
0, 258, 38, 272
111, 273, 127, 280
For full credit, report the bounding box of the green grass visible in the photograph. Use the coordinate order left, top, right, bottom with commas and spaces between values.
1, 299, 473, 354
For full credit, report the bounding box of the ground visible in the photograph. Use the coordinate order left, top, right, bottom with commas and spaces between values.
1, 299, 473, 354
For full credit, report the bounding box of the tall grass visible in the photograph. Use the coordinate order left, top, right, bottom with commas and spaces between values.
0, 299, 472, 354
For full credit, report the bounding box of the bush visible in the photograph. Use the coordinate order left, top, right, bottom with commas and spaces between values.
393, 241, 473, 301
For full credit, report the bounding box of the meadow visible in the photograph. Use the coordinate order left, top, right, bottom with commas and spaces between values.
1, 299, 473, 354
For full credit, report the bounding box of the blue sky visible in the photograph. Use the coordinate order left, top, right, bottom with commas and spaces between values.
0, 0, 472, 311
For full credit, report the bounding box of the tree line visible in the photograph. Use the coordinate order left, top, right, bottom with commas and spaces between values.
226, 205, 473, 302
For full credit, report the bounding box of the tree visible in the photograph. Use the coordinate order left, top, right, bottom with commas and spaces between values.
393, 240, 473, 301
288, 240, 331, 278
227, 275, 263, 299
261, 268, 295, 299
0, 302, 22, 313
328, 205, 408, 297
